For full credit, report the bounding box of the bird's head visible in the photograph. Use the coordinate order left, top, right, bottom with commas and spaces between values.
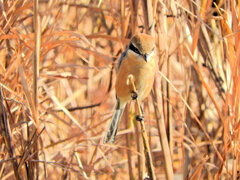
128, 34, 155, 62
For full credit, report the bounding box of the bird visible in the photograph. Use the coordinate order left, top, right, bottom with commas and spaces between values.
103, 33, 156, 144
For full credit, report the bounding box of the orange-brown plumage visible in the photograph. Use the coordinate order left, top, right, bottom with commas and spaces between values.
115, 49, 156, 105
104, 33, 156, 144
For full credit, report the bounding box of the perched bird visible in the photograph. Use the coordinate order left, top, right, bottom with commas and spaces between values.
104, 33, 156, 144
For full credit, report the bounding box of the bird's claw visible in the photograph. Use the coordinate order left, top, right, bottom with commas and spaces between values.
131, 91, 138, 100
136, 114, 145, 121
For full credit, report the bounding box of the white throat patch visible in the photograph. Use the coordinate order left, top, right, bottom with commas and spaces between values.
146, 50, 154, 62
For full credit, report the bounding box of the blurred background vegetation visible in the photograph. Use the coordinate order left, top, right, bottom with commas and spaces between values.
0, 0, 240, 179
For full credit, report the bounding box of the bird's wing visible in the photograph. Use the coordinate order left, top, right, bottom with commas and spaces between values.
117, 49, 127, 71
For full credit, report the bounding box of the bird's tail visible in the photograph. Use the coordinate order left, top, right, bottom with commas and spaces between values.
103, 108, 124, 144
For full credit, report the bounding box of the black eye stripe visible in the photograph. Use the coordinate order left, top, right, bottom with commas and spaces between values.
129, 43, 141, 55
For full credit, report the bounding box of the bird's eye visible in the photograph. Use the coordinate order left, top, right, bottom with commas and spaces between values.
129, 43, 141, 55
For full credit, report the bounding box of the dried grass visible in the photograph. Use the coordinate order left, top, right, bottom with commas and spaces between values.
0, 0, 240, 179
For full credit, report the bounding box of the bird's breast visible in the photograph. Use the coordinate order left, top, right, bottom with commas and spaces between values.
115, 54, 156, 103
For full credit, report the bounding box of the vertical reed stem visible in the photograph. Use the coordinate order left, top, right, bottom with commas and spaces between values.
127, 75, 156, 180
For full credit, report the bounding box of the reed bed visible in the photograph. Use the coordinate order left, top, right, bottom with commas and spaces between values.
0, 0, 240, 179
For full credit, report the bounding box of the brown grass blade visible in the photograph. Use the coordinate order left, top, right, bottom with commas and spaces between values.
0, 86, 21, 179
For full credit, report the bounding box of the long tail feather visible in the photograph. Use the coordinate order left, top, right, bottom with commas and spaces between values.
103, 109, 124, 144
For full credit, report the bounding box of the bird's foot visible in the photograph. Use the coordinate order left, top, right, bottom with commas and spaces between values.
136, 114, 145, 121
131, 91, 138, 100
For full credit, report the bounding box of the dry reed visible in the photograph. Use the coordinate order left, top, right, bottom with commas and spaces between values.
0, 0, 240, 179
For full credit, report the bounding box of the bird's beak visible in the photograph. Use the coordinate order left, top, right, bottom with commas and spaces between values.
143, 54, 148, 62
143, 54, 151, 62
143, 50, 154, 62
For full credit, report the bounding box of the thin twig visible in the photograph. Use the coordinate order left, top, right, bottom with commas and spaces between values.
0, 86, 21, 179
54, 101, 102, 112
74, 152, 89, 179
152, 78, 174, 180
125, 104, 134, 180
127, 74, 156, 180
